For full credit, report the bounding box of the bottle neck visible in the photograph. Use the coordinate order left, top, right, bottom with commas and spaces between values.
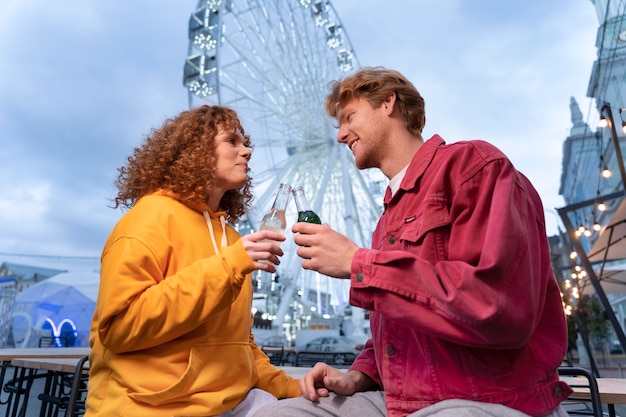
272, 186, 291, 211
294, 189, 312, 212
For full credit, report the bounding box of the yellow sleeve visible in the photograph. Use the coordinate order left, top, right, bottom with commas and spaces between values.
250, 334, 301, 398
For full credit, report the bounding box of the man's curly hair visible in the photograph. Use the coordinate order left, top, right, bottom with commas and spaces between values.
112, 105, 253, 223
325, 66, 425, 137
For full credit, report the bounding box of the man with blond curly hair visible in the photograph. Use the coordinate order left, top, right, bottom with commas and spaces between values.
253, 68, 571, 417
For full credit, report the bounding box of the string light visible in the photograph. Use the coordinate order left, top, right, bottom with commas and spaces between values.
599, 113, 609, 128
598, 201, 607, 211
600, 155, 612, 178
576, 225, 585, 236
620, 108, 626, 134
564, 304, 572, 316
600, 103, 626, 194
591, 211, 602, 231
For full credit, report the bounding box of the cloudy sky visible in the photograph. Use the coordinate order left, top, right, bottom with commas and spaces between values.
0, 0, 600, 269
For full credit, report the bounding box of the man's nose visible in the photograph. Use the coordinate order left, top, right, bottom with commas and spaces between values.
337, 125, 348, 143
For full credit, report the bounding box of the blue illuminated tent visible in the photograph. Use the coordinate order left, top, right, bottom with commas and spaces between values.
11, 269, 99, 348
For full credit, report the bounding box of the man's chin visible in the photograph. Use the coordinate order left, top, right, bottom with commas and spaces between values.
355, 159, 375, 170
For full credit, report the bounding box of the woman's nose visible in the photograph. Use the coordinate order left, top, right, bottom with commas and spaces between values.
241, 145, 252, 159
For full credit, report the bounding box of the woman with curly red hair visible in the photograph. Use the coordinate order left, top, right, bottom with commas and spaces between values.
85, 105, 300, 417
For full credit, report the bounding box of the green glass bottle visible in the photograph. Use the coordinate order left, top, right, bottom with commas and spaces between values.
293, 186, 321, 224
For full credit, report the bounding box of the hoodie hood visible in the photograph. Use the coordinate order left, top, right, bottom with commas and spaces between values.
155, 189, 229, 218
154, 189, 229, 253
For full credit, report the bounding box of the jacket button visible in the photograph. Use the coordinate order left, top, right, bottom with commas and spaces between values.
554, 386, 563, 398
356, 272, 364, 282
386, 346, 394, 356
389, 236, 396, 244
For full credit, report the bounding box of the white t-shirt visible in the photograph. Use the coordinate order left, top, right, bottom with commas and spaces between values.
388, 164, 409, 197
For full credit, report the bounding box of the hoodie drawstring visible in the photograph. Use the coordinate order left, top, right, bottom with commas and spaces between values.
203, 210, 228, 253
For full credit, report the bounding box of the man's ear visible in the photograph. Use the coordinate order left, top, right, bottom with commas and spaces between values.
383, 93, 397, 115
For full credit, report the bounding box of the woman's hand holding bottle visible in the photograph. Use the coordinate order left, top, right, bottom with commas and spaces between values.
241, 230, 285, 273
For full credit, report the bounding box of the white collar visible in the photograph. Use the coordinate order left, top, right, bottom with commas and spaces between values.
388, 164, 409, 196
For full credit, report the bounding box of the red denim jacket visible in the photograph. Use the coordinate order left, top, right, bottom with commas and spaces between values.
349, 135, 571, 417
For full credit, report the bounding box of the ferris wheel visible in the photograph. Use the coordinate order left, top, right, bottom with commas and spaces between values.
182, 0, 383, 324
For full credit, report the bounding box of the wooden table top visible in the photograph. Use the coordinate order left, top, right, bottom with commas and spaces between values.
0, 347, 90, 361
10, 357, 88, 374
561, 376, 626, 405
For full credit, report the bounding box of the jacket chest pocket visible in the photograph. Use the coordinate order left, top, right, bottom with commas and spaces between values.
398, 202, 451, 261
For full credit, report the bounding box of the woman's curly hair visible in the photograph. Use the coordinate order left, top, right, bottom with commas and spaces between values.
112, 105, 253, 223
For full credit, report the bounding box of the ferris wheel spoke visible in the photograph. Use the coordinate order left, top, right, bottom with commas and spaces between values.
226, 17, 305, 100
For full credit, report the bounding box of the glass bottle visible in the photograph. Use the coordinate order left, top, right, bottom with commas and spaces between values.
260, 183, 292, 246
293, 185, 321, 224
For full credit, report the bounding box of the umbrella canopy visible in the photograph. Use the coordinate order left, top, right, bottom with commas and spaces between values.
588, 198, 626, 262
579, 268, 626, 295
11, 269, 99, 348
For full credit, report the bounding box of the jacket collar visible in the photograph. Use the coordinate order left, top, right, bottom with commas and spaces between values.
400, 134, 445, 191
384, 135, 445, 205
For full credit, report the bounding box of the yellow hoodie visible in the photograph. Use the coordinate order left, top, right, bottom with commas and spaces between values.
85, 191, 300, 416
